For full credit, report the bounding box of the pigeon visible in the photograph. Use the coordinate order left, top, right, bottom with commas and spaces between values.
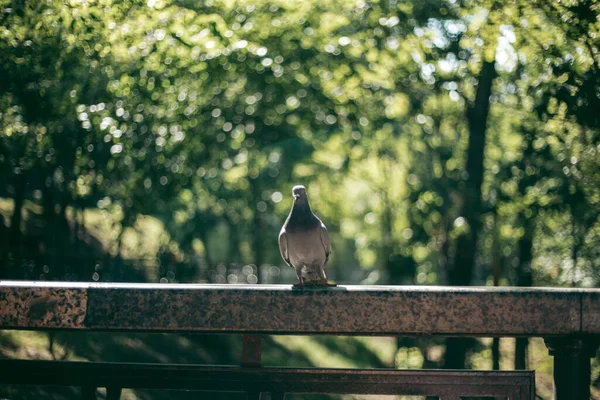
278, 185, 333, 286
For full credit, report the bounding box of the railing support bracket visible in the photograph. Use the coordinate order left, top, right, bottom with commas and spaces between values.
545, 336, 599, 400
242, 334, 262, 367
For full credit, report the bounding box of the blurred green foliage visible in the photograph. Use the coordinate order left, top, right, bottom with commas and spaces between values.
1, 0, 598, 288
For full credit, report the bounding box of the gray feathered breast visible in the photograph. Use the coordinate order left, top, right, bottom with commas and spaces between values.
279, 200, 331, 281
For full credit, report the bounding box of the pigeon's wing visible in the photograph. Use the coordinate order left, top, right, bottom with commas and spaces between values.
278, 228, 292, 267
319, 222, 332, 264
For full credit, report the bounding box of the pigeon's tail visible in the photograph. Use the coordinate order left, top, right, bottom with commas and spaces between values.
301, 265, 321, 283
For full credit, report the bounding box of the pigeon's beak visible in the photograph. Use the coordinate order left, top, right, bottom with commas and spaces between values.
293, 194, 300, 200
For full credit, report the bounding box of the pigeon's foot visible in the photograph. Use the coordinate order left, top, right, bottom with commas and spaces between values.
321, 278, 336, 287
293, 280, 336, 288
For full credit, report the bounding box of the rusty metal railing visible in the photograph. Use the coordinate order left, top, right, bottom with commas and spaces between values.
0, 358, 535, 399
1, 281, 598, 399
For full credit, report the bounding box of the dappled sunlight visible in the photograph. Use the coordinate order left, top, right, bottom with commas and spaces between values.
1, 0, 599, 398
2, 0, 598, 286
269, 336, 396, 369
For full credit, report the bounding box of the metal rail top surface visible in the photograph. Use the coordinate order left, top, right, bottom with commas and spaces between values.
1, 281, 599, 336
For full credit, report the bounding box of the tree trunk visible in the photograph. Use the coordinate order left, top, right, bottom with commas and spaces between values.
225, 214, 242, 265
250, 177, 263, 283
41, 176, 60, 278
515, 219, 534, 369
448, 59, 496, 285
198, 227, 213, 282
114, 213, 130, 282
444, 59, 497, 369
9, 173, 27, 279
381, 190, 393, 274
569, 210, 582, 287
9, 173, 26, 243
492, 220, 502, 371
58, 191, 71, 233
0, 205, 9, 278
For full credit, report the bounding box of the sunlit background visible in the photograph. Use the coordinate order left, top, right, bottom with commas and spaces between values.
0, 0, 599, 398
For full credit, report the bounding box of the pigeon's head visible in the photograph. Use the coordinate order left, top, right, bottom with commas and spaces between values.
292, 185, 307, 202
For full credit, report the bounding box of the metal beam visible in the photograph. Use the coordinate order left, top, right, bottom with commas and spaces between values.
0, 281, 597, 336
0, 360, 535, 399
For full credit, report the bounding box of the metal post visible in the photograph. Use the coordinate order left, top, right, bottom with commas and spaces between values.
545, 337, 599, 400
242, 335, 264, 399
242, 334, 262, 367
241, 336, 285, 399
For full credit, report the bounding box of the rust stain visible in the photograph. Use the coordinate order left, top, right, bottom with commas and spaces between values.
83, 286, 583, 335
